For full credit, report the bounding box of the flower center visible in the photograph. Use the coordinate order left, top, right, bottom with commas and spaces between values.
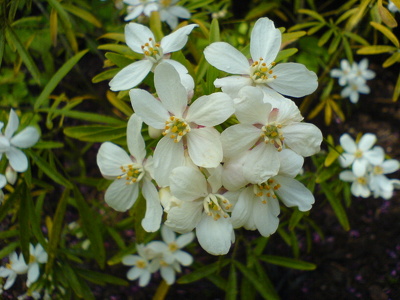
168, 242, 179, 252
354, 149, 363, 159
160, 260, 169, 267
253, 178, 281, 203
29, 255, 36, 264
136, 260, 147, 269
163, 116, 191, 143
250, 58, 277, 84
373, 166, 383, 175
356, 177, 367, 185
160, 0, 172, 7
261, 123, 284, 151
203, 194, 232, 221
141, 37, 163, 63
117, 163, 144, 184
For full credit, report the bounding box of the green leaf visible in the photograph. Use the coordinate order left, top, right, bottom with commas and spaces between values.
63, 125, 126, 143
62, 3, 102, 27
6, 27, 41, 84
105, 52, 134, 68
0, 29, 5, 69
47, 0, 72, 29
0, 229, 19, 239
245, 2, 278, 20
106, 90, 133, 116
75, 268, 128, 286
73, 186, 106, 268
275, 48, 298, 62
34, 49, 89, 109
383, 52, 400, 68
288, 208, 305, 230
19, 183, 32, 263
40, 108, 125, 125
0, 242, 19, 260
298, 9, 326, 23
177, 260, 230, 284
320, 181, 350, 230
328, 33, 341, 54
92, 68, 120, 83
98, 44, 140, 57
27, 150, 73, 188
0, 182, 22, 222
357, 45, 397, 54
393, 72, 400, 102
33, 141, 64, 149
318, 28, 334, 47
370, 21, 399, 47
233, 260, 279, 300
209, 18, 220, 43
63, 263, 95, 300
259, 255, 316, 270
225, 263, 237, 300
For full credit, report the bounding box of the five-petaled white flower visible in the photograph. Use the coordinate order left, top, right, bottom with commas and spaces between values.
339, 133, 383, 177
123, 0, 158, 21
0, 109, 40, 172
369, 154, 400, 200
0, 252, 28, 290
130, 63, 234, 187
157, 0, 191, 29
166, 165, 235, 255
96, 114, 163, 232
204, 17, 318, 99
109, 22, 197, 91
220, 86, 322, 183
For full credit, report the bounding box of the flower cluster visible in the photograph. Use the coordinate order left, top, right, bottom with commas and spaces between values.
330, 58, 375, 103
123, 0, 191, 29
122, 225, 194, 286
0, 109, 40, 203
0, 244, 48, 290
338, 133, 400, 199
99, 17, 322, 255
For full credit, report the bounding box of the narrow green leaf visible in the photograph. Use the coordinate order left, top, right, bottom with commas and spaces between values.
0, 242, 20, 260
92, 68, 120, 83
357, 45, 397, 54
259, 255, 316, 271
254, 262, 280, 299
370, 21, 399, 47
328, 33, 341, 54
75, 268, 128, 286
318, 29, 334, 47
0, 230, 19, 239
209, 18, 220, 43
63, 125, 126, 143
62, 3, 102, 27
19, 184, 30, 262
98, 44, 139, 57
106, 91, 133, 117
383, 52, 400, 68
149, 11, 163, 41
225, 263, 237, 300
393, 72, 400, 102
275, 48, 298, 62
0, 29, 5, 68
177, 260, 230, 284
0, 182, 23, 222
105, 52, 134, 68
320, 181, 350, 230
34, 49, 89, 109
288, 208, 305, 230
343, 31, 369, 46
33, 141, 64, 149
39, 108, 125, 125
6, 27, 41, 84
63, 263, 95, 299
47, 0, 72, 29
298, 9, 326, 23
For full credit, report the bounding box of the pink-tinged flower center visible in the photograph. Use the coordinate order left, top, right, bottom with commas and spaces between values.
163, 116, 191, 143
250, 58, 277, 84
253, 178, 281, 203
203, 194, 232, 221
117, 164, 144, 184
141, 37, 164, 63
261, 123, 284, 151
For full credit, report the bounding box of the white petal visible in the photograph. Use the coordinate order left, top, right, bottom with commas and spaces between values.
0, 136, 10, 152
165, 201, 202, 233
220, 124, 260, 158
27, 263, 40, 286
153, 137, 185, 187
7, 147, 28, 172
163, 59, 194, 93
124, 5, 144, 21
168, 5, 191, 19
250, 17, 281, 64
160, 24, 198, 53
282, 122, 322, 157
141, 179, 163, 232
243, 143, 280, 184
253, 197, 280, 237
274, 175, 315, 211
268, 63, 318, 97
231, 187, 254, 228
125, 23, 155, 54
176, 231, 195, 248
130, 88, 170, 129
214, 76, 253, 99
358, 133, 377, 151
174, 250, 193, 266
127, 267, 143, 281
5, 109, 19, 139
271, 97, 303, 125
109, 59, 153, 91
11, 127, 39, 148
97, 142, 132, 178
161, 225, 176, 244
234, 86, 270, 124
186, 93, 234, 126
196, 213, 233, 255
364, 146, 384, 165
352, 158, 368, 177
339, 170, 356, 182
3, 273, 17, 290
222, 156, 248, 191
170, 166, 207, 201
382, 160, 400, 174
278, 149, 304, 178
0, 174, 6, 188
154, 63, 188, 117
127, 114, 146, 162
122, 255, 141, 266
105, 179, 139, 211
340, 134, 357, 153
339, 153, 355, 168
204, 42, 250, 74
187, 127, 223, 168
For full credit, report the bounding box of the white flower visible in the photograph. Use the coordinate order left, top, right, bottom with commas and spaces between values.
96, 114, 163, 232
123, 0, 158, 21
109, 23, 197, 91
0, 252, 29, 290
339, 133, 383, 176
341, 78, 371, 103
204, 17, 318, 99
146, 225, 194, 284
130, 63, 234, 187
221, 86, 322, 183
369, 157, 400, 200
330, 59, 354, 86
158, 0, 191, 29
354, 58, 375, 82
27, 243, 48, 287
388, 1, 399, 13
166, 165, 234, 255
122, 244, 157, 287
224, 149, 314, 236
339, 170, 371, 198
0, 109, 40, 172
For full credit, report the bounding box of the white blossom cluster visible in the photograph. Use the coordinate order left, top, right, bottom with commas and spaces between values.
122, 225, 194, 286
0, 109, 40, 203
330, 58, 376, 104
97, 17, 323, 255
0, 244, 48, 291
339, 133, 400, 199
123, 0, 191, 29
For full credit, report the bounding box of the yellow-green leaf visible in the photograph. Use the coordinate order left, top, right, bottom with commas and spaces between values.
370, 21, 399, 47
318, 28, 334, 47
282, 31, 306, 43
107, 90, 133, 117
298, 9, 325, 23
346, 0, 373, 31
259, 255, 316, 271
92, 68, 119, 83
357, 45, 397, 54
62, 3, 102, 27
150, 11, 163, 41
383, 52, 400, 68
98, 33, 125, 42
393, 72, 400, 101
377, 0, 398, 28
